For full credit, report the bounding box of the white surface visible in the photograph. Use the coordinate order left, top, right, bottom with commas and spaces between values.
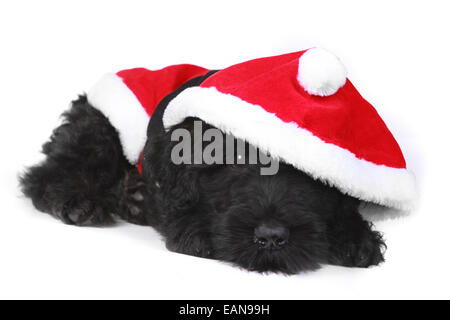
0, 0, 448, 299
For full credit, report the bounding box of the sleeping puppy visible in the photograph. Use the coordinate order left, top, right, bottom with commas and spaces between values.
20, 48, 414, 274
20, 95, 385, 274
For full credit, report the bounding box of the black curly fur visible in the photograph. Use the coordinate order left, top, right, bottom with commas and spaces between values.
20, 87, 386, 274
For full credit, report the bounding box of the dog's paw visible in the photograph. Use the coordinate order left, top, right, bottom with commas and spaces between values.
329, 225, 386, 268
187, 234, 213, 258
340, 231, 385, 268
166, 233, 213, 259
118, 169, 148, 225
58, 196, 112, 226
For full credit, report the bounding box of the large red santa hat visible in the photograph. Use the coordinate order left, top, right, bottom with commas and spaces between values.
163, 48, 416, 210
87, 48, 416, 210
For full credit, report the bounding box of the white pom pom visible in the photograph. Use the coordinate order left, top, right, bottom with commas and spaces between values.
298, 48, 347, 96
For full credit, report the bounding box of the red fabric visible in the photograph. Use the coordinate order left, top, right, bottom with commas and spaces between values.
200, 51, 406, 169
117, 64, 209, 117
137, 153, 143, 174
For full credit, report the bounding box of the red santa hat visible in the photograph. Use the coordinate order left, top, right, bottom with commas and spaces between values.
163, 48, 416, 210
87, 48, 416, 210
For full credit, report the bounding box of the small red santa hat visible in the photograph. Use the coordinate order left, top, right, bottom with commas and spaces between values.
162, 48, 416, 210
87, 65, 209, 164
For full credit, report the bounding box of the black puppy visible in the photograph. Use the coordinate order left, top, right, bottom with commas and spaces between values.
20, 92, 385, 274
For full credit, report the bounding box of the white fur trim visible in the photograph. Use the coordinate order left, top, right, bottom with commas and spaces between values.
298, 48, 347, 96
87, 73, 149, 164
163, 87, 416, 210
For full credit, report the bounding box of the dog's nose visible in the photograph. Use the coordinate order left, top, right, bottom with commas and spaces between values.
254, 223, 289, 249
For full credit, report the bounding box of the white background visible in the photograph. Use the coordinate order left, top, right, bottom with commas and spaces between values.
1, 0, 449, 299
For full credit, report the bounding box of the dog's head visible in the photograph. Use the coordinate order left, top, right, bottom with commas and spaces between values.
143, 117, 358, 274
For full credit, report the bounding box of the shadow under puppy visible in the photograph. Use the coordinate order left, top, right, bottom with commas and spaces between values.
20, 48, 415, 274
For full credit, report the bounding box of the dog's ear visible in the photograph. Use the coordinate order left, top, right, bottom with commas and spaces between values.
325, 193, 363, 236
142, 124, 201, 215
161, 163, 201, 214
339, 194, 361, 215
